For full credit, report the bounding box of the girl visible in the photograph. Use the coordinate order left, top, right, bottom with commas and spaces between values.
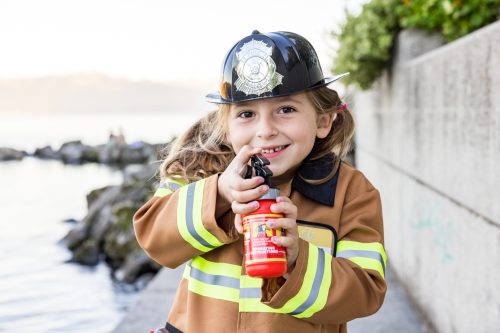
134, 30, 386, 333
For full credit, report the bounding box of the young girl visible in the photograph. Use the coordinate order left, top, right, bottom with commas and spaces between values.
134, 30, 386, 333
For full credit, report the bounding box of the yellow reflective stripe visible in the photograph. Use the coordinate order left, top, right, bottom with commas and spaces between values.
294, 251, 332, 318
276, 242, 319, 313
240, 274, 262, 288
191, 256, 241, 278
177, 183, 212, 252
184, 265, 239, 303
153, 178, 186, 197
348, 257, 385, 279
239, 275, 278, 313
153, 187, 173, 197
183, 264, 190, 279
337, 240, 387, 266
336, 240, 387, 279
192, 180, 224, 248
176, 179, 223, 252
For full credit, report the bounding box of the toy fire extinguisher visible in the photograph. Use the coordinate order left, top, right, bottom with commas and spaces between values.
242, 154, 287, 278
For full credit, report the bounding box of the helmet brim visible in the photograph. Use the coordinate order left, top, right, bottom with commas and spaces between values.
205, 72, 349, 104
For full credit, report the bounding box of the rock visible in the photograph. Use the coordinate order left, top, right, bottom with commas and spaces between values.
103, 201, 140, 269
82, 186, 121, 223
63, 163, 165, 285
88, 204, 113, 243
33, 145, 60, 160
120, 142, 157, 164
72, 238, 100, 266
82, 146, 100, 163
123, 163, 158, 185
0, 147, 27, 161
61, 223, 88, 251
58, 141, 88, 164
114, 251, 161, 284
62, 218, 79, 224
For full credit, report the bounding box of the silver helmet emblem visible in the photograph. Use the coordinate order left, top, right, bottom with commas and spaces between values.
234, 39, 284, 96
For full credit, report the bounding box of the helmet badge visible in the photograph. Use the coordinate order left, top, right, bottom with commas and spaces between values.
234, 39, 284, 96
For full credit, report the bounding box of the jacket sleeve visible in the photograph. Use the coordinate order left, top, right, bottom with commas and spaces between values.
133, 174, 240, 268
261, 171, 387, 324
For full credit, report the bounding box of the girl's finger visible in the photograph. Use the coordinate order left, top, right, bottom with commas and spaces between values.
234, 145, 262, 169
231, 184, 269, 203
231, 200, 260, 215
270, 200, 297, 219
234, 214, 243, 234
267, 218, 298, 234
271, 236, 298, 248
232, 176, 265, 191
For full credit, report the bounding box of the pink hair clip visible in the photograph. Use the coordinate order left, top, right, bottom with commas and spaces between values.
338, 103, 347, 113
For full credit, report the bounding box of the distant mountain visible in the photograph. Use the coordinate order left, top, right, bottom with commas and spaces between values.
0, 74, 215, 114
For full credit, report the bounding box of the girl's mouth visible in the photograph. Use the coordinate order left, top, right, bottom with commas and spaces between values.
261, 145, 289, 158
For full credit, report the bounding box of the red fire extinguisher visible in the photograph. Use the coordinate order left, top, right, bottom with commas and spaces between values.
242, 154, 287, 278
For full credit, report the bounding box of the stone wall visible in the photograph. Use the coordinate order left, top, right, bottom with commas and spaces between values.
353, 23, 500, 332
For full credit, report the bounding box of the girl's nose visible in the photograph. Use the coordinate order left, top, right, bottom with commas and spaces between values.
256, 116, 278, 139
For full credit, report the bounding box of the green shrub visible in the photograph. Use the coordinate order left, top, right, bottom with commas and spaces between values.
333, 0, 500, 89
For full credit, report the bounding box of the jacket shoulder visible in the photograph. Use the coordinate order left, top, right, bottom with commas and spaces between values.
339, 162, 378, 202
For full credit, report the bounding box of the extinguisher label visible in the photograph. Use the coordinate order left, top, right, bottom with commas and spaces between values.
243, 215, 287, 264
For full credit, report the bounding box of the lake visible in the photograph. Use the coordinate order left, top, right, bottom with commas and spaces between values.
0, 112, 204, 332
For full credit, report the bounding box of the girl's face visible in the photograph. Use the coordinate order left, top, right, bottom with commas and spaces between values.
226, 92, 334, 184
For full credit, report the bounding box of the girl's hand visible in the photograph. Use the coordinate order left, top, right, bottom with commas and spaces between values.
217, 145, 268, 222
267, 196, 299, 275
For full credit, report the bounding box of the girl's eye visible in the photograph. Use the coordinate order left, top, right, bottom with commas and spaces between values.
237, 111, 255, 119
279, 106, 296, 114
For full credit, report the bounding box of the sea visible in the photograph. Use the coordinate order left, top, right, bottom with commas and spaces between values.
0, 111, 204, 332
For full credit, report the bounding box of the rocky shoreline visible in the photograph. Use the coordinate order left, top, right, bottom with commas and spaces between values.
60, 161, 164, 287
1, 138, 172, 288
1, 139, 162, 165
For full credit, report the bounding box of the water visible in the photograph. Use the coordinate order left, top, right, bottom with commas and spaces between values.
0, 112, 204, 332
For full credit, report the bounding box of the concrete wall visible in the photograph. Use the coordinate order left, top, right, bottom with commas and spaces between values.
353, 23, 500, 332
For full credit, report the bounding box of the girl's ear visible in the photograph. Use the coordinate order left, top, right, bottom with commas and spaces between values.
316, 113, 336, 139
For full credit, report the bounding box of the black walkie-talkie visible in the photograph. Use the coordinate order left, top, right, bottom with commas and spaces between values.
245, 154, 273, 186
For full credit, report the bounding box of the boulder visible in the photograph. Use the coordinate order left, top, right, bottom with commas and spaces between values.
33, 146, 60, 159
114, 251, 161, 284
58, 141, 88, 164
72, 238, 100, 266
0, 147, 27, 161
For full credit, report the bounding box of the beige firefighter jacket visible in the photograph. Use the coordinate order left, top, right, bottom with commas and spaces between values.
133, 159, 387, 333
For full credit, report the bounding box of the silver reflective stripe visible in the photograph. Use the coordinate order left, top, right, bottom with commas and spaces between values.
188, 263, 240, 289
185, 183, 215, 249
240, 288, 261, 299
337, 249, 386, 273
289, 248, 325, 315
160, 181, 181, 191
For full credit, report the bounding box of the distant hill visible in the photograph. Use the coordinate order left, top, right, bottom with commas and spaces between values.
0, 74, 215, 114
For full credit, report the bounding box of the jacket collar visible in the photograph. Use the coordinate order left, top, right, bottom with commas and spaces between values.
291, 154, 340, 207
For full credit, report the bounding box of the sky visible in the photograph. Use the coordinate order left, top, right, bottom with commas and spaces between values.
0, 0, 366, 85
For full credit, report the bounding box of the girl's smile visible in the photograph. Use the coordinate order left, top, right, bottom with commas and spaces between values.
260, 144, 289, 158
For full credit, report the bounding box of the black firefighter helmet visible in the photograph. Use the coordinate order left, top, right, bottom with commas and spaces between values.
206, 30, 348, 104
